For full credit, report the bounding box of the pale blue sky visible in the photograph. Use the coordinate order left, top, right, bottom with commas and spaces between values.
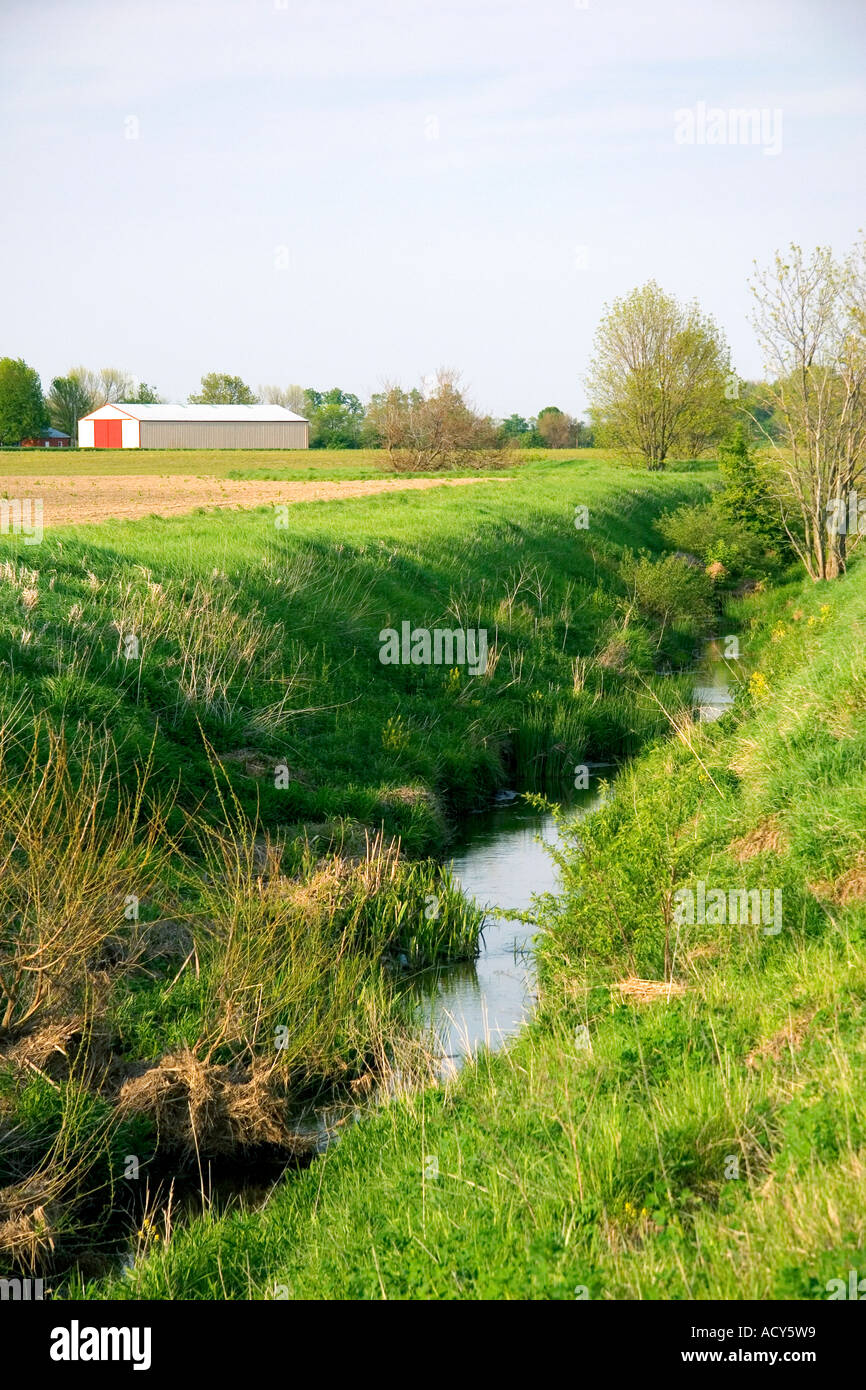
1, 0, 864, 418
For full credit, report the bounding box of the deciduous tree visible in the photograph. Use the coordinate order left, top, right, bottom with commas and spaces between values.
260, 384, 309, 415
128, 381, 162, 403
0, 358, 48, 444
189, 373, 259, 405
367, 369, 499, 471
304, 388, 364, 448
586, 282, 731, 469
749, 238, 866, 579
47, 374, 94, 439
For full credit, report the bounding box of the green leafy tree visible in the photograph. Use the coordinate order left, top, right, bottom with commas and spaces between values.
47, 375, 94, 439
586, 281, 731, 469
0, 358, 48, 445
305, 387, 364, 448
717, 424, 787, 550
189, 373, 259, 405
128, 381, 162, 404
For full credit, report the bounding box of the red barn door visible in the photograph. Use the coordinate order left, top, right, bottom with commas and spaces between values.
94, 419, 123, 448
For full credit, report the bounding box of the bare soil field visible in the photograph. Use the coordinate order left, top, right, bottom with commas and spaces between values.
0, 473, 505, 527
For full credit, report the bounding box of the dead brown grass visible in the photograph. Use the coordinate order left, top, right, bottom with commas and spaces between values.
729, 816, 787, 863
117, 1049, 316, 1158
0, 1182, 58, 1269
614, 977, 688, 1004
745, 1009, 817, 1069
811, 852, 866, 905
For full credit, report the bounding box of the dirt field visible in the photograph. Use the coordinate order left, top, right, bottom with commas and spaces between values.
0, 474, 506, 527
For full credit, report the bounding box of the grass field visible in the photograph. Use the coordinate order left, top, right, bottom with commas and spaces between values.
0, 446, 644, 480
83, 554, 866, 1301
0, 472, 503, 527
0, 456, 714, 845
0, 454, 720, 1284
0, 446, 397, 480
5, 447, 860, 1302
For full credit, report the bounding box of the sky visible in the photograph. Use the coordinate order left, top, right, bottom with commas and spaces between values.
1, 0, 865, 419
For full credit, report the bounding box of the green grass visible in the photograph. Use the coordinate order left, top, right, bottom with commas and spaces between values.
0, 457, 716, 849
78, 554, 866, 1300
0, 446, 392, 479
0, 446, 708, 480
0, 453, 724, 1280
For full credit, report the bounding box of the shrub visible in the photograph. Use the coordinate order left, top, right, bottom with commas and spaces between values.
620, 551, 715, 632
658, 499, 770, 579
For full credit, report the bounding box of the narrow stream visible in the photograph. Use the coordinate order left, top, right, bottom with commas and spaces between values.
117, 639, 738, 1257
410, 634, 735, 1074
410, 781, 603, 1075
692, 635, 737, 722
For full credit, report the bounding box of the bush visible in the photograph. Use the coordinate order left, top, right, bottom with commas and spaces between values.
717, 425, 789, 552
658, 498, 770, 579
620, 551, 715, 632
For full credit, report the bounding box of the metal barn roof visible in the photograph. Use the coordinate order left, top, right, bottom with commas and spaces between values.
113, 403, 309, 423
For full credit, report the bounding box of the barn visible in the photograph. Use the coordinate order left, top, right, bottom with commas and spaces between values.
77, 403, 309, 449
21, 427, 71, 448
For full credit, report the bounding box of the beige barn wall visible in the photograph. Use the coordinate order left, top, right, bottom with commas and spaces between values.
138, 421, 309, 449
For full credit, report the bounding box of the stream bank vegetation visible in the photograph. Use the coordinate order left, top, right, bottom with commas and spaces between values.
87, 547, 865, 1300
6, 409, 856, 1296
0, 458, 720, 1283
0, 715, 482, 1279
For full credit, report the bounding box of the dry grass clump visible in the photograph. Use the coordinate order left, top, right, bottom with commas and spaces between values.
614, 977, 688, 1004
745, 1009, 816, 1069
597, 637, 630, 672
117, 1050, 317, 1158
811, 852, 866, 905
1, 1017, 88, 1078
0, 1181, 59, 1269
729, 815, 787, 862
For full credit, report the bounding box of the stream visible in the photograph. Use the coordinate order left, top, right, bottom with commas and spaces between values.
119, 638, 737, 1246
410, 783, 603, 1075
410, 634, 735, 1074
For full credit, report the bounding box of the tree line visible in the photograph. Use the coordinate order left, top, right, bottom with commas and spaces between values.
0, 361, 591, 456
1, 233, 863, 581
0, 365, 160, 447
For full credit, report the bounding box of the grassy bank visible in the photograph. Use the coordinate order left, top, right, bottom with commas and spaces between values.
82, 553, 866, 1300
0, 446, 623, 480
0, 455, 721, 1282
0, 457, 714, 849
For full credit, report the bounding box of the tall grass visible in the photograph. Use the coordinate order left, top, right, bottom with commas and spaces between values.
81, 556, 866, 1300
0, 456, 721, 1282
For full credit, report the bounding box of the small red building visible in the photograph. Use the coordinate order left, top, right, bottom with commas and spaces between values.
21, 428, 71, 448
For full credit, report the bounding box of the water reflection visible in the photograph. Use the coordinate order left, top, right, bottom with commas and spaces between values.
410, 784, 602, 1073
692, 636, 736, 722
